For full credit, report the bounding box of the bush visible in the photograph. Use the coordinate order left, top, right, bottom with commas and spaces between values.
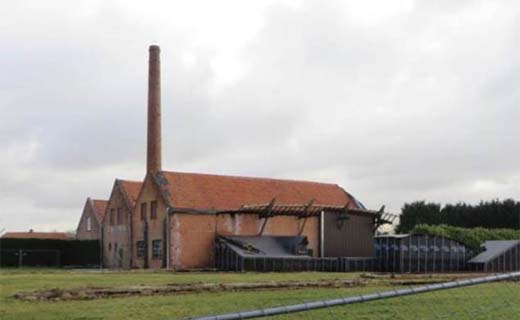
412, 224, 520, 249
396, 202, 441, 233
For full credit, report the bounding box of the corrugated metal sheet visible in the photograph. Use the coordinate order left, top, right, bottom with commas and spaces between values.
467, 240, 520, 272
218, 235, 309, 258
468, 240, 520, 263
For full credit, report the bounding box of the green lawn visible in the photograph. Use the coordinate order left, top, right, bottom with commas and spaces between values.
0, 268, 518, 320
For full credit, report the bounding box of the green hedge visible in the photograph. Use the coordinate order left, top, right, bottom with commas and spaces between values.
412, 224, 520, 249
0, 238, 100, 267
396, 199, 520, 233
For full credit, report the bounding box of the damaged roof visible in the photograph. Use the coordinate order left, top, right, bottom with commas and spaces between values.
218, 235, 310, 258
155, 171, 360, 211
231, 202, 378, 217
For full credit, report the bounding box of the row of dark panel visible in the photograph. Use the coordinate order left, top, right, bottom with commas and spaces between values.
374, 235, 473, 273
215, 243, 377, 272
217, 236, 520, 273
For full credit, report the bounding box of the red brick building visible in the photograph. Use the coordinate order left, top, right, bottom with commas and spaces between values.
132, 171, 370, 269
102, 179, 142, 268
80, 45, 380, 270
129, 45, 377, 270
76, 198, 107, 240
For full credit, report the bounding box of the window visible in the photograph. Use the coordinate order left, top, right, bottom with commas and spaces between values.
110, 208, 115, 225
114, 243, 118, 252
116, 208, 122, 225
150, 201, 157, 220
86, 217, 91, 231
136, 241, 146, 258
108, 243, 112, 251
140, 203, 147, 221
152, 240, 162, 260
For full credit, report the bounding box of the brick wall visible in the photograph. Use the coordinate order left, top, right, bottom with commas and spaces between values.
103, 185, 132, 268
132, 175, 168, 269
132, 177, 324, 270
170, 213, 320, 269
76, 202, 101, 240
170, 214, 216, 269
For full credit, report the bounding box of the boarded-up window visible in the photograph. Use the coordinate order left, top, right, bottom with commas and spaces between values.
110, 209, 115, 225
136, 241, 145, 258
117, 208, 123, 225
140, 203, 147, 221
152, 240, 162, 260
150, 201, 158, 220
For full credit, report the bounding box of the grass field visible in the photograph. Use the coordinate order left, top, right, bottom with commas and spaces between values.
0, 268, 518, 320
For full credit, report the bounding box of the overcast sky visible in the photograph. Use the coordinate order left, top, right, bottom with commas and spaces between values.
1, 0, 519, 232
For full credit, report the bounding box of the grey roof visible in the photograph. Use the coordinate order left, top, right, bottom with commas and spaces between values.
375, 233, 470, 248
218, 235, 310, 258
375, 234, 410, 239
468, 240, 520, 264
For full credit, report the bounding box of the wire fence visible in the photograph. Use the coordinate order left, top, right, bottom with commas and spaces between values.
187, 271, 520, 320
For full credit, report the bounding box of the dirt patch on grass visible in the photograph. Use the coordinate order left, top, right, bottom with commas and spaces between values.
13, 278, 366, 301
360, 272, 490, 286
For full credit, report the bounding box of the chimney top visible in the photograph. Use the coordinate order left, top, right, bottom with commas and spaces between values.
149, 45, 160, 52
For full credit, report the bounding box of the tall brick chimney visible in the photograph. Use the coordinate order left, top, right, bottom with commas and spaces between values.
147, 45, 162, 174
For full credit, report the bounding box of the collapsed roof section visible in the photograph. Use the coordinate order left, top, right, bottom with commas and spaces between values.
232, 202, 385, 218
224, 201, 396, 232
217, 235, 311, 258
151, 171, 395, 230
215, 235, 378, 272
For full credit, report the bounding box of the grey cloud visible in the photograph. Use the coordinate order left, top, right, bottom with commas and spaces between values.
1, 0, 519, 231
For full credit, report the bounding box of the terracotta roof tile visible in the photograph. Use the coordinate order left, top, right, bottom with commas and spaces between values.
157, 171, 356, 211
2, 232, 72, 240
118, 180, 143, 208
91, 199, 108, 222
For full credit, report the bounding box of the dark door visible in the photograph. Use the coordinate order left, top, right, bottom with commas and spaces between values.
143, 221, 149, 268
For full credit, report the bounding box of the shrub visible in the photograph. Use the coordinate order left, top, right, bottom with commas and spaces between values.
412, 224, 520, 249
396, 199, 520, 233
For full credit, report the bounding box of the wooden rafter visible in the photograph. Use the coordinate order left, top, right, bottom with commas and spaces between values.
258, 198, 276, 235
373, 205, 396, 232
297, 199, 315, 235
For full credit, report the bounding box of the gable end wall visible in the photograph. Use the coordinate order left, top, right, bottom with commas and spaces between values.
76, 202, 101, 240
